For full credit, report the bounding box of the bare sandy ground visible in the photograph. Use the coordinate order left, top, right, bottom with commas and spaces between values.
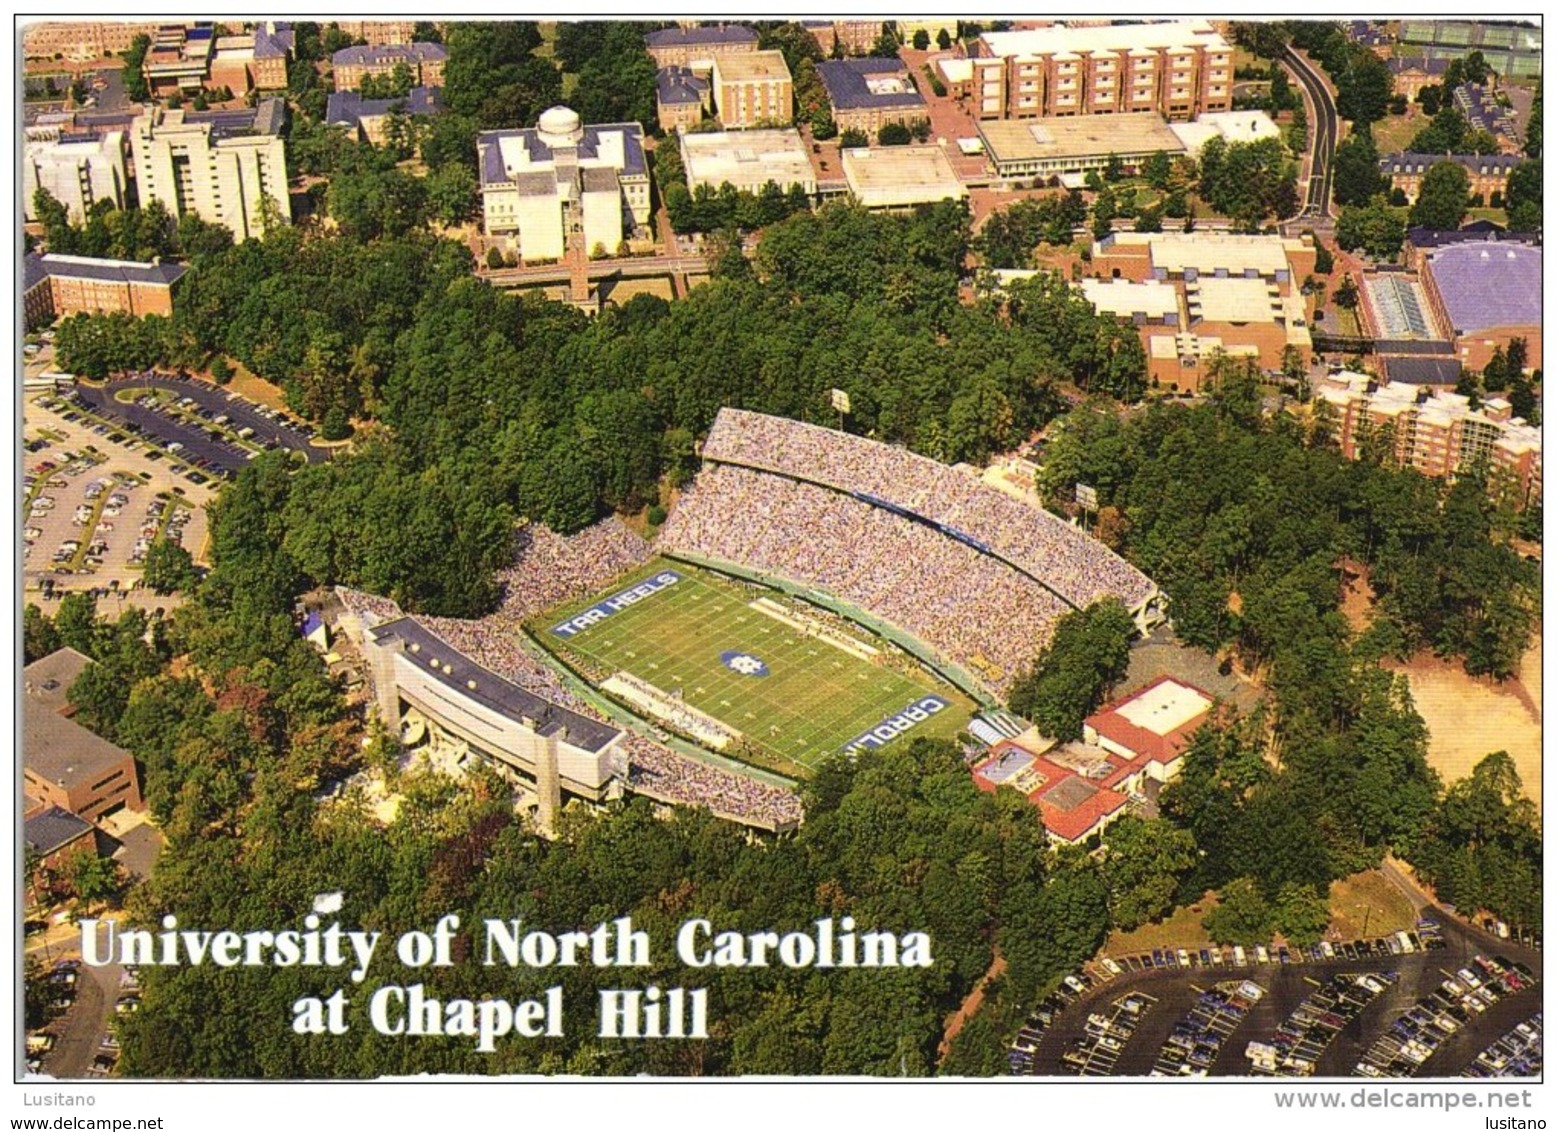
1391, 637, 1542, 812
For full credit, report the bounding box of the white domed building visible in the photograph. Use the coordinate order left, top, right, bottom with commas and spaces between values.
477, 105, 650, 263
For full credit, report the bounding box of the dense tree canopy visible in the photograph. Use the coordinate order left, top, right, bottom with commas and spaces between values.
1007, 599, 1135, 742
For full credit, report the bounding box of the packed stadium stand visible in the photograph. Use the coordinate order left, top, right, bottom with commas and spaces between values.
657, 410, 1163, 696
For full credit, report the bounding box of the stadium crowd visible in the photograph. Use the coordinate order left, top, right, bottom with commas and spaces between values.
701, 409, 1157, 611
333, 583, 804, 829
492, 519, 654, 622
658, 465, 1070, 695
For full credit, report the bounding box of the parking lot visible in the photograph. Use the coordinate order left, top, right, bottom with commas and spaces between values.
24, 397, 213, 606
70, 371, 330, 475
1012, 912, 1543, 1078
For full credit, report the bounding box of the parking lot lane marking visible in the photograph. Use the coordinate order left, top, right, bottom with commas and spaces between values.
1305, 976, 1323, 988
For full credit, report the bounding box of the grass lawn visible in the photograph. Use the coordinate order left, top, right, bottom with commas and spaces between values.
1371, 111, 1422, 156
536, 559, 976, 777
1328, 870, 1418, 939
1102, 895, 1219, 956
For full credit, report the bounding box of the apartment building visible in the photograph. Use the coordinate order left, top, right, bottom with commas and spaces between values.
478, 107, 650, 262
1318, 371, 1541, 507
331, 42, 447, 91
643, 24, 759, 69
23, 130, 128, 223
971, 20, 1232, 121
711, 51, 794, 128
23, 21, 161, 62
130, 99, 291, 243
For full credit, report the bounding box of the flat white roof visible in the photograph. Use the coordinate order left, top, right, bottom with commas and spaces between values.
1081, 278, 1179, 320
1188, 276, 1282, 323
1108, 231, 1303, 276
981, 19, 1228, 60
680, 128, 814, 192
1116, 679, 1213, 736
1168, 110, 1279, 155
841, 144, 966, 208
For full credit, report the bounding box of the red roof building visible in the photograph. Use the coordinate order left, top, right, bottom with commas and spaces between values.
972, 676, 1214, 845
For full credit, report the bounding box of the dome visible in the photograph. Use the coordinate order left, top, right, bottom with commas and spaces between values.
536, 105, 583, 147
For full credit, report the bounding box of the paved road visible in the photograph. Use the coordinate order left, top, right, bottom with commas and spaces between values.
39, 955, 124, 1080
1284, 44, 1339, 220
72, 374, 329, 473
1030, 907, 1540, 1077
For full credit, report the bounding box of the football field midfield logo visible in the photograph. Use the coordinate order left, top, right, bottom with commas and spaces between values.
720, 650, 770, 677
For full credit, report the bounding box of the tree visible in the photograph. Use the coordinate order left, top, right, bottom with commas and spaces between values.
1408, 161, 1471, 230
877, 121, 912, 147
1332, 129, 1385, 207
24, 604, 61, 664
143, 539, 200, 595
1100, 817, 1198, 930
840, 127, 869, 148
122, 33, 150, 103
1273, 882, 1331, 945
1335, 198, 1405, 259
1336, 49, 1393, 125
1418, 83, 1443, 117
67, 852, 126, 906
1142, 150, 1173, 190
425, 162, 479, 226
1333, 275, 1359, 310
1007, 599, 1135, 741
912, 29, 930, 50
1504, 160, 1541, 233
1203, 878, 1273, 945
1103, 153, 1123, 183
937, 29, 953, 50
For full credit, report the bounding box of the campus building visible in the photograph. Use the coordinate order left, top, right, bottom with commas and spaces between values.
24, 649, 145, 824
817, 58, 929, 135
803, 20, 886, 57
1386, 57, 1451, 101
679, 128, 817, 197
1089, 231, 1317, 390
1166, 109, 1280, 157
333, 20, 418, 46
23, 130, 129, 224
478, 106, 650, 262
207, 23, 295, 93
23, 20, 162, 62
970, 20, 1233, 121
130, 99, 291, 243
24, 806, 111, 877
1379, 152, 1522, 205
23, 252, 188, 328
331, 42, 447, 91
711, 51, 794, 128
643, 24, 759, 69
976, 112, 1184, 180
344, 607, 628, 811
1317, 371, 1542, 508
326, 87, 443, 146
840, 144, 966, 210
656, 66, 711, 133
1420, 241, 1542, 371
973, 677, 1215, 845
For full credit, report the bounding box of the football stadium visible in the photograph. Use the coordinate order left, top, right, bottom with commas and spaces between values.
335, 408, 1162, 829
533, 559, 978, 777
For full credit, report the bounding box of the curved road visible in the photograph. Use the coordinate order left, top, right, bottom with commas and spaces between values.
1284, 44, 1340, 220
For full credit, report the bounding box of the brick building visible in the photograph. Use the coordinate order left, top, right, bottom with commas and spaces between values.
24, 649, 145, 823
817, 58, 929, 135
334, 20, 418, 46
711, 51, 794, 128
644, 24, 759, 69
1379, 152, 1522, 205
326, 86, 443, 146
1419, 241, 1542, 371
656, 66, 711, 133
970, 20, 1232, 121
23, 21, 162, 62
1386, 57, 1450, 101
331, 42, 447, 91
803, 20, 886, 57
24, 253, 188, 328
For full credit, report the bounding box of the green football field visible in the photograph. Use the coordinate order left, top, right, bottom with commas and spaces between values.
535, 560, 975, 777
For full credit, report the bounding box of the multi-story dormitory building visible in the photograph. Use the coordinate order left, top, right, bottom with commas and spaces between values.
969, 20, 1233, 121
1318, 371, 1542, 509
